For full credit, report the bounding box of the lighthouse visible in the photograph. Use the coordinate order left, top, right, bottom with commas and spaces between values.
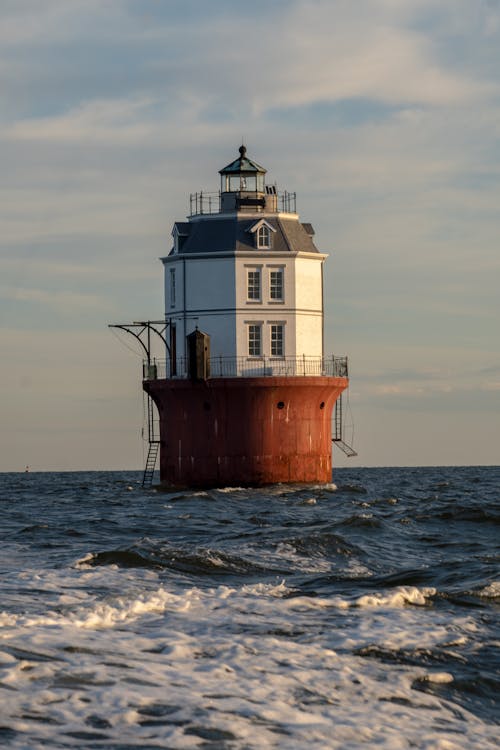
111, 146, 352, 487
131, 146, 351, 488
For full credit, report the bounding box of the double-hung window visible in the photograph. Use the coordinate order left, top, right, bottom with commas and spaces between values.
248, 324, 262, 356
269, 269, 283, 301
170, 268, 176, 307
247, 269, 261, 301
257, 224, 271, 249
270, 324, 284, 357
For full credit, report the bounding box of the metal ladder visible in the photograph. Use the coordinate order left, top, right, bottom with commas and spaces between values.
332, 393, 358, 457
142, 441, 160, 487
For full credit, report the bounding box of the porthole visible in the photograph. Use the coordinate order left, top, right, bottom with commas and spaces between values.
320, 402, 325, 410
277, 401, 285, 410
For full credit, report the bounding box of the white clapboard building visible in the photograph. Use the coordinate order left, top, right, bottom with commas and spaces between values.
161, 146, 327, 374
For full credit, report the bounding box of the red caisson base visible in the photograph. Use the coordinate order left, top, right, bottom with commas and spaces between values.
143, 376, 348, 488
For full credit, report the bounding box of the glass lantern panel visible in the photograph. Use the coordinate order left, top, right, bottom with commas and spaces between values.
222, 172, 264, 192
243, 174, 257, 191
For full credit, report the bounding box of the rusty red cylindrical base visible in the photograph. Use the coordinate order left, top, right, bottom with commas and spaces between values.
143, 376, 348, 488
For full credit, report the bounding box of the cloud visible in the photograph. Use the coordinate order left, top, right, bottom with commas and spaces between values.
348, 359, 500, 410
0, 285, 112, 313
260, 5, 486, 109
0, 256, 158, 282
0, 0, 499, 469
3, 97, 159, 144
481, 381, 500, 392
1, 0, 497, 133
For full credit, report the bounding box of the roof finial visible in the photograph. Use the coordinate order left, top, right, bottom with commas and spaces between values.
239, 144, 246, 159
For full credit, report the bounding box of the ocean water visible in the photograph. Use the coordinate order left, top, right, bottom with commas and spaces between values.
0, 466, 498, 749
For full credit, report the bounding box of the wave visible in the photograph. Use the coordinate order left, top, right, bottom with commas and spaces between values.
336, 513, 382, 529
353, 585, 436, 608
77, 543, 283, 577
477, 581, 500, 599
282, 584, 437, 612
369, 569, 437, 588
416, 504, 500, 524
0, 587, 185, 630
279, 531, 361, 558
0, 579, 293, 634
336, 484, 367, 494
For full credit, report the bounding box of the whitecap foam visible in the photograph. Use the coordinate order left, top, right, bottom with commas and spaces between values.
477, 581, 500, 598
274, 541, 333, 573
0, 569, 496, 750
304, 482, 337, 492
74, 551, 95, 567
282, 586, 436, 613
355, 586, 436, 608
424, 672, 454, 684
0, 650, 17, 665
0, 612, 17, 627
204, 552, 226, 567
240, 580, 290, 598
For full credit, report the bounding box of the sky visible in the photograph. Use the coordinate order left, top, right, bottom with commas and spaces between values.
1, 0, 499, 472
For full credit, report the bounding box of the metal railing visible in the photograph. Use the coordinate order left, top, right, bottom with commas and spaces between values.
279, 190, 296, 213
189, 192, 221, 215
189, 190, 297, 216
143, 355, 348, 380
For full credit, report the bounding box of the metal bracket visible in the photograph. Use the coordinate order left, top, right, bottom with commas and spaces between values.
108, 320, 170, 363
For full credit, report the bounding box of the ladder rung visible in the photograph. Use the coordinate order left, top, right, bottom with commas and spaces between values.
332, 439, 358, 457
142, 442, 160, 487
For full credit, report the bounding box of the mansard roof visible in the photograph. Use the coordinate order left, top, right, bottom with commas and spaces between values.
169, 216, 319, 256
172, 221, 190, 236
246, 218, 277, 235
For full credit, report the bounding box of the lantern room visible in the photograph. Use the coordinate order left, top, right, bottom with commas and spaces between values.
219, 145, 268, 212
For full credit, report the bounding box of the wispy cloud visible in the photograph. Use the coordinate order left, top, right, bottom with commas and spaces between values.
3, 97, 160, 143
0, 285, 112, 312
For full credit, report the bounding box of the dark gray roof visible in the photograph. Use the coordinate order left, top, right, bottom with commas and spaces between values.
171, 216, 319, 255
173, 222, 190, 236
219, 145, 266, 175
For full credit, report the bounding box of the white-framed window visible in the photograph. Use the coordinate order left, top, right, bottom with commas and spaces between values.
247, 220, 275, 249
269, 268, 284, 301
247, 269, 261, 301
248, 324, 262, 356
170, 268, 176, 307
270, 324, 284, 357
257, 224, 271, 249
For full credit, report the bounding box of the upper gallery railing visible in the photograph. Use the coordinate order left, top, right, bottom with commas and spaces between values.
189, 190, 297, 216
143, 356, 348, 380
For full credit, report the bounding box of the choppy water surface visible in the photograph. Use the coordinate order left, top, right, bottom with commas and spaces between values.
0, 466, 498, 749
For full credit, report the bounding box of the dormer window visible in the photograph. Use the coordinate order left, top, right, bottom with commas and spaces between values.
172, 223, 189, 254
248, 219, 276, 250
257, 224, 271, 249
